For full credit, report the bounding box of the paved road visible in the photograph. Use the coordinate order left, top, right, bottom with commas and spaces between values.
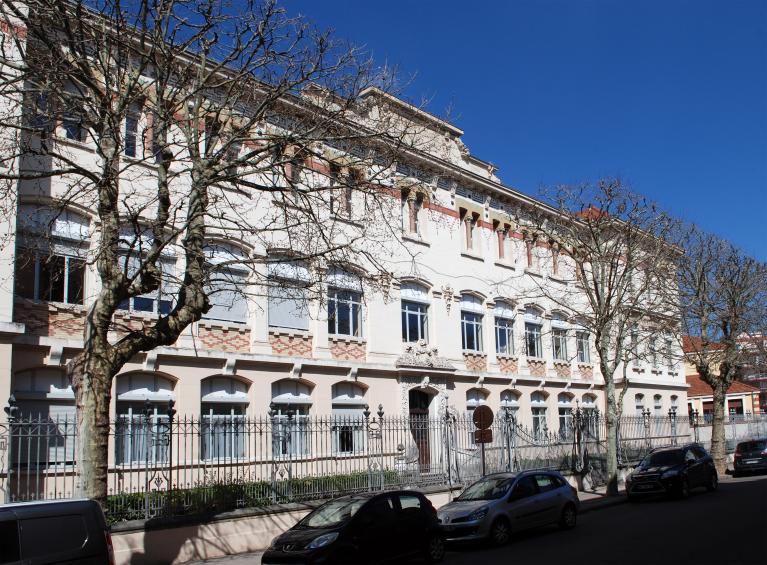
192, 474, 767, 565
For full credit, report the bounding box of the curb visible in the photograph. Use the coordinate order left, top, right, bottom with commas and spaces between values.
579, 494, 627, 514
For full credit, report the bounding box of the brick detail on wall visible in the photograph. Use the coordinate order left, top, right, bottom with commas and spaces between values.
329, 338, 367, 361
463, 352, 487, 372
197, 323, 251, 353
527, 358, 547, 377
269, 331, 313, 357
14, 299, 86, 338
498, 356, 518, 375
578, 364, 594, 380
553, 361, 572, 378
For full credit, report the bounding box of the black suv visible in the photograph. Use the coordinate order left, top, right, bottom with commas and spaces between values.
626, 444, 718, 501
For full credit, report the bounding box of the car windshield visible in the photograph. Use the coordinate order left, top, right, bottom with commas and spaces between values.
457, 477, 515, 501
300, 498, 367, 528
737, 440, 766, 452
639, 450, 684, 468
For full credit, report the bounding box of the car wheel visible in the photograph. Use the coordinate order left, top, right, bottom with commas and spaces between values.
489, 517, 511, 546
558, 503, 577, 529
706, 471, 718, 492
424, 533, 445, 563
678, 477, 690, 499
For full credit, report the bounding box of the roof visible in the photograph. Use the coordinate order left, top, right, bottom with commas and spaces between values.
685, 374, 759, 397
682, 336, 725, 353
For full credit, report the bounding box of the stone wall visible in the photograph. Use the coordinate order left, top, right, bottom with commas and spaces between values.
269, 331, 313, 357
328, 337, 366, 361
196, 323, 251, 353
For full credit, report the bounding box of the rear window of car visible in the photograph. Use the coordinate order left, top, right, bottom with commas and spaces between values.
640, 449, 684, 468
399, 495, 422, 510
20, 515, 88, 558
737, 440, 766, 452
534, 475, 558, 492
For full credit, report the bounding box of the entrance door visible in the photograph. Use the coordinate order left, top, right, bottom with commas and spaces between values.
409, 390, 431, 471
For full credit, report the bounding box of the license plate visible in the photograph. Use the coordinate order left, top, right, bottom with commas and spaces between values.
635, 484, 653, 490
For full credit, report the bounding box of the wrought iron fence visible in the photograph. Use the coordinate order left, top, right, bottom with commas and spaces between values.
0, 403, 697, 523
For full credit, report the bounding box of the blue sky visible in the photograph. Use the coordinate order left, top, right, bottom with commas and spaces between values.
284, 0, 767, 260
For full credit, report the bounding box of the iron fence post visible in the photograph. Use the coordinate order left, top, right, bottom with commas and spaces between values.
572, 403, 583, 473
642, 408, 651, 450
3, 395, 19, 504
668, 406, 677, 446
444, 405, 452, 490
363, 405, 371, 491
377, 405, 385, 490
142, 399, 152, 520
165, 399, 176, 517
693, 409, 700, 444
268, 403, 278, 504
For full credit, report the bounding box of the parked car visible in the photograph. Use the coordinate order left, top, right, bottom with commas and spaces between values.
733, 438, 767, 476
437, 470, 579, 546
0, 498, 114, 565
262, 490, 444, 564
626, 443, 718, 501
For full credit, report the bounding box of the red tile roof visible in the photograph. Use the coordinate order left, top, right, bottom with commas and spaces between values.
685, 374, 760, 397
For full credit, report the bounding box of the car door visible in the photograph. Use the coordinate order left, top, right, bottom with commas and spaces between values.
532, 474, 561, 524
506, 475, 544, 531
351, 495, 399, 563
0, 510, 25, 565
683, 448, 705, 488
395, 494, 430, 558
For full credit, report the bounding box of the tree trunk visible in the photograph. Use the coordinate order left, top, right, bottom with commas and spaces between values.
604, 374, 619, 495
72, 353, 114, 507
709, 384, 728, 475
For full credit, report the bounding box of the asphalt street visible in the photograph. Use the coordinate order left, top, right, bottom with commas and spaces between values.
191, 474, 767, 565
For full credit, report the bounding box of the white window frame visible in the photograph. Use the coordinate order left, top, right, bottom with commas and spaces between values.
525, 322, 543, 359
576, 331, 590, 363
461, 311, 483, 352
552, 327, 568, 361
328, 287, 363, 337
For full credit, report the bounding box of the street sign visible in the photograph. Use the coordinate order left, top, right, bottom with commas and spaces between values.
474, 429, 493, 444
473, 405, 494, 430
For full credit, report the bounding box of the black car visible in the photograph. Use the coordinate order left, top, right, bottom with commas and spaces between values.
733, 438, 767, 476
626, 444, 718, 501
262, 490, 445, 564
0, 499, 114, 565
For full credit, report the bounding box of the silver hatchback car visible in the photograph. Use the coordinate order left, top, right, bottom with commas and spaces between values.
437, 470, 579, 545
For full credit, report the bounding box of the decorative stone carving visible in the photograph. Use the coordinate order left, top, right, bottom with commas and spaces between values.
399, 374, 449, 416
396, 340, 455, 370
441, 285, 454, 314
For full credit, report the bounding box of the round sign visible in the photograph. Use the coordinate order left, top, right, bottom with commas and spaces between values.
473, 405, 494, 429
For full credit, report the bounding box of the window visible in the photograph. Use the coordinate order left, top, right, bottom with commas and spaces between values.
327, 269, 363, 337
330, 166, 358, 217
500, 390, 520, 416
665, 336, 674, 371
117, 254, 177, 315
399, 494, 422, 510
331, 383, 366, 454
551, 317, 568, 361
635, 394, 645, 417
558, 393, 574, 441
511, 476, 538, 500
576, 331, 590, 363
203, 243, 250, 323
466, 388, 488, 444
114, 374, 174, 465
525, 322, 543, 358
630, 326, 640, 365
271, 380, 312, 457
15, 206, 89, 305
460, 295, 484, 352
401, 282, 429, 342
63, 110, 85, 141
268, 260, 310, 331
494, 301, 515, 356
26, 90, 52, 135
534, 474, 558, 492
531, 391, 548, 440
582, 395, 598, 438
124, 107, 140, 157
200, 377, 248, 460
649, 336, 659, 368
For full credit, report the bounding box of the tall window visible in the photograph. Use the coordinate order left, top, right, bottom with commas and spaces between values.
327, 269, 363, 337
460, 294, 484, 352
649, 336, 659, 369
531, 392, 548, 441
15, 206, 89, 305
665, 335, 674, 371
124, 105, 140, 157
576, 331, 590, 363
401, 282, 429, 342
117, 253, 177, 316
330, 166, 358, 218
551, 316, 568, 361
635, 394, 645, 417
271, 380, 312, 457
525, 323, 543, 359
557, 393, 574, 441
630, 326, 640, 365
494, 301, 515, 356
203, 243, 250, 323
582, 394, 598, 438
200, 377, 248, 461
466, 388, 488, 444
331, 383, 366, 454
268, 260, 310, 331
114, 374, 175, 465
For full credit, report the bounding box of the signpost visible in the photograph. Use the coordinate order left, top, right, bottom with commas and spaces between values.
472, 405, 494, 476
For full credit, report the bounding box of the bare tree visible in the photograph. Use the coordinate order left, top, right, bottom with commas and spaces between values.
516, 179, 679, 495
0, 0, 426, 504
676, 225, 767, 474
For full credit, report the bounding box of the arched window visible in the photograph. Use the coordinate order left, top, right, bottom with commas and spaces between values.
460, 294, 484, 352
524, 307, 543, 359
12, 368, 75, 467
115, 373, 176, 465
551, 314, 569, 361
500, 389, 520, 415
203, 243, 250, 323
466, 388, 488, 412
200, 377, 249, 460
327, 268, 363, 338
401, 282, 429, 343
582, 394, 599, 438
331, 382, 366, 454
15, 205, 89, 305
271, 380, 312, 457
557, 393, 574, 440
635, 393, 645, 417
494, 301, 515, 356
268, 258, 311, 331
531, 391, 548, 440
